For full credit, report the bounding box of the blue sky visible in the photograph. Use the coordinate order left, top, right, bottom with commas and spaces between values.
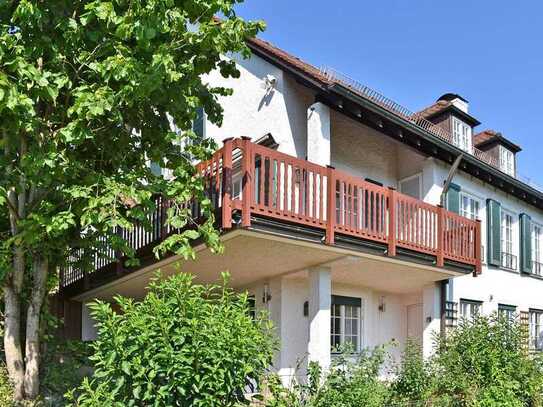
236, 1, 543, 184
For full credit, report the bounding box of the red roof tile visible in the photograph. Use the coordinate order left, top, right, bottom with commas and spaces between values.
473, 129, 522, 152
415, 100, 452, 119
246, 37, 332, 86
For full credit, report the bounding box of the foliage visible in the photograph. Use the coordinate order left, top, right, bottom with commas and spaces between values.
0, 363, 13, 406
265, 315, 543, 407
266, 346, 389, 407
430, 315, 543, 407
40, 340, 92, 405
0, 0, 264, 400
66, 272, 276, 406
388, 338, 433, 406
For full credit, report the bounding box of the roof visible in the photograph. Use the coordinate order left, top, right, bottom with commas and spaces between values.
415, 99, 481, 126
416, 100, 452, 120
247, 37, 332, 86
473, 130, 522, 153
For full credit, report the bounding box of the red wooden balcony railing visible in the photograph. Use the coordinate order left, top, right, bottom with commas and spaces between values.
60, 138, 482, 290
223, 138, 481, 273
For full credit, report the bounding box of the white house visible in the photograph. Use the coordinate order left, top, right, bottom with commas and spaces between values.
58, 34, 543, 382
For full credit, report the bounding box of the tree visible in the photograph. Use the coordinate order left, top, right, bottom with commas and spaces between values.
66, 273, 275, 406
0, 0, 264, 401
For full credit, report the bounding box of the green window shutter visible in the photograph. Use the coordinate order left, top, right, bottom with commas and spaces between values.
446, 183, 461, 214
519, 213, 532, 274
487, 199, 502, 266
192, 107, 205, 140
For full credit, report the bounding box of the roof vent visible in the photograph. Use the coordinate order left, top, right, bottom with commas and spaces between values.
437, 93, 469, 113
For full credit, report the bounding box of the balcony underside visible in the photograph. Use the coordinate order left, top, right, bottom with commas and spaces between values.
69, 213, 469, 302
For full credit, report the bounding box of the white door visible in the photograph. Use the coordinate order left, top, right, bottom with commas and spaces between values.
406, 304, 423, 343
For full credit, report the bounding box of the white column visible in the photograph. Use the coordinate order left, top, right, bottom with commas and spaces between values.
422, 282, 441, 358
308, 267, 331, 370
81, 302, 98, 341
307, 102, 331, 167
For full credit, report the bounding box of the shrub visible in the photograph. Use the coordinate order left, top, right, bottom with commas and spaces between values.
66, 272, 276, 406
0, 363, 13, 407
40, 340, 92, 405
431, 314, 543, 407
389, 338, 433, 406
266, 346, 390, 407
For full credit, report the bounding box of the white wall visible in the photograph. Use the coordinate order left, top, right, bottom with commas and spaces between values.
242, 274, 424, 383
81, 302, 98, 341
424, 159, 543, 313
204, 53, 313, 157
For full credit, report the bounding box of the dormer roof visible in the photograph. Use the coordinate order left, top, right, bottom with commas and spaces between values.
473, 129, 522, 153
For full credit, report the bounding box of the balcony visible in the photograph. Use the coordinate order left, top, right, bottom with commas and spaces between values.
60, 138, 482, 293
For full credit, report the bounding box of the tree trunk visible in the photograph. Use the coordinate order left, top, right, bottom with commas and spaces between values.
3, 284, 25, 401
23, 256, 49, 400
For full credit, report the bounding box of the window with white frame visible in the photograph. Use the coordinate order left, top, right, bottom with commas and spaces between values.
530, 309, 543, 351
460, 299, 482, 321
331, 296, 363, 352
501, 209, 517, 270
460, 192, 481, 220
499, 146, 515, 177
532, 223, 543, 276
452, 117, 472, 152
498, 304, 517, 323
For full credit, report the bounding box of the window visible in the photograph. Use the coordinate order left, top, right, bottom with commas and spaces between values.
331, 296, 362, 352
399, 174, 422, 200
498, 304, 517, 323
532, 224, 543, 276
501, 210, 517, 270
460, 299, 482, 321
530, 309, 543, 351
499, 146, 515, 176
452, 117, 472, 152
460, 192, 481, 220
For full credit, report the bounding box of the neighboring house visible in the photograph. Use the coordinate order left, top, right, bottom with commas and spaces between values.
57, 34, 543, 381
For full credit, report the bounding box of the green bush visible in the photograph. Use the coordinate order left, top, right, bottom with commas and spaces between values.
431, 315, 543, 407
66, 272, 275, 406
266, 315, 543, 407
40, 340, 92, 405
389, 338, 432, 406
266, 346, 389, 407
0, 363, 13, 407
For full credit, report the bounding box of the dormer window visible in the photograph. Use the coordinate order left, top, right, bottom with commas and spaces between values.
452, 117, 472, 152
499, 145, 515, 176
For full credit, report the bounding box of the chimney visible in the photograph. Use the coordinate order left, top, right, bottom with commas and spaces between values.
437, 93, 469, 113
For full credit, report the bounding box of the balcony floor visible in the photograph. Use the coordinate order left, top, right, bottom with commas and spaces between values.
73, 228, 463, 302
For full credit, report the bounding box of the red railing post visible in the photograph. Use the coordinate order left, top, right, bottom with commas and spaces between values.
221, 138, 234, 229
437, 205, 445, 268
241, 137, 253, 227
325, 166, 336, 245
474, 219, 482, 275
387, 187, 397, 257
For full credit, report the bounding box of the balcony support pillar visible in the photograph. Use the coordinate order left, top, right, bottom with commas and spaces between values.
422, 282, 441, 359
308, 266, 331, 371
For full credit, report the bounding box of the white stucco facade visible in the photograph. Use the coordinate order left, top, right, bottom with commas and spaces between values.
79, 47, 543, 379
